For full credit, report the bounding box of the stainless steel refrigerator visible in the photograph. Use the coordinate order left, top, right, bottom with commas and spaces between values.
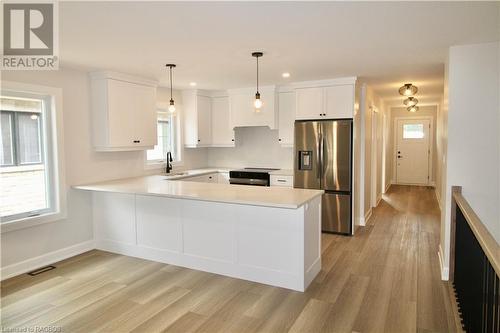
294, 119, 352, 235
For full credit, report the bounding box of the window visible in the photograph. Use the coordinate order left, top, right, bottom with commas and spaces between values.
146, 111, 178, 163
403, 123, 425, 139
1, 94, 55, 222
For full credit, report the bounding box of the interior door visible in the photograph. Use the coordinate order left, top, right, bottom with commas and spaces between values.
321, 120, 352, 191
396, 118, 431, 184
294, 121, 321, 189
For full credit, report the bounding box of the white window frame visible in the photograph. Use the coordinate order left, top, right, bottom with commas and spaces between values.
145, 104, 183, 170
1, 81, 66, 233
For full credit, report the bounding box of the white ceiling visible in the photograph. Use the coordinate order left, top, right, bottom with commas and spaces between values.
59, 1, 499, 105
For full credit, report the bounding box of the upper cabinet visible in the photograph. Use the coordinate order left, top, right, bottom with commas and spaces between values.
324, 85, 355, 119
228, 86, 278, 129
182, 90, 212, 148
294, 79, 356, 120
278, 91, 295, 147
90, 71, 157, 151
295, 87, 324, 120
211, 96, 235, 147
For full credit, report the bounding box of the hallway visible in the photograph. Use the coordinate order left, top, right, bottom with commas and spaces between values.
1, 186, 459, 332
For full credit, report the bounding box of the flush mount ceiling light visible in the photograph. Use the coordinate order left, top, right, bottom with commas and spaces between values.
166, 64, 176, 113
189, 82, 197, 87
403, 96, 418, 107
282, 72, 290, 78
407, 105, 419, 113
252, 52, 263, 111
399, 83, 418, 96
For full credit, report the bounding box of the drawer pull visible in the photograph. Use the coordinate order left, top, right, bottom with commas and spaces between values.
277, 179, 287, 182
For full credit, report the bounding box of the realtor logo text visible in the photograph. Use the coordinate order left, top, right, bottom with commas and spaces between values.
2, 2, 58, 70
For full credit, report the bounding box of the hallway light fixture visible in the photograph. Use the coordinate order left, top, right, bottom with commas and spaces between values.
407, 105, 419, 113
403, 96, 418, 107
399, 83, 418, 96
166, 64, 176, 113
252, 52, 263, 112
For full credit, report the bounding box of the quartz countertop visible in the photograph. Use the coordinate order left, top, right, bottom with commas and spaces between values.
160, 168, 231, 180
74, 175, 321, 209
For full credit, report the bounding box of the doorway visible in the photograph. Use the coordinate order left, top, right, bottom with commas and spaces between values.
394, 117, 432, 185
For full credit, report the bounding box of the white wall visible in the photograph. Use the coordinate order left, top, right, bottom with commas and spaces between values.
207, 127, 293, 169
440, 42, 500, 279
390, 105, 438, 185
1, 68, 207, 270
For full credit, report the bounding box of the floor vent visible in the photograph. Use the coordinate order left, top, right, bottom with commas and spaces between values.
27, 265, 56, 276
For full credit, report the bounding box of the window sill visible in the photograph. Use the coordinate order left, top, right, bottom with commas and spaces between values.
0, 210, 67, 233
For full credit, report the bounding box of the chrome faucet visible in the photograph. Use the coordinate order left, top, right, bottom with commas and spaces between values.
166, 152, 173, 173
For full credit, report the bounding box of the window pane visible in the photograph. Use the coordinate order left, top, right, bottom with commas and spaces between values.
17, 113, 42, 164
403, 124, 424, 139
147, 113, 177, 162
1, 96, 48, 219
1, 112, 14, 166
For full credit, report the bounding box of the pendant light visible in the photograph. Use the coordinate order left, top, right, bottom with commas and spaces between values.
166, 64, 176, 113
407, 105, 419, 113
403, 96, 418, 107
398, 83, 418, 96
252, 52, 263, 111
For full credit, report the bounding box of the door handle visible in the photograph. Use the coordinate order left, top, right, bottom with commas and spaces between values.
316, 133, 322, 181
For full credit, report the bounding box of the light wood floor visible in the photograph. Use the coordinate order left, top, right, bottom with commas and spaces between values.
1, 185, 460, 332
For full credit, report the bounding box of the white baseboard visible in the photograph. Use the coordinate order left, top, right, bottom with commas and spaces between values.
435, 188, 442, 210
357, 217, 366, 226
376, 195, 382, 207
0, 240, 95, 281
364, 209, 372, 224
384, 182, 391, 193
438, 244, 449, 281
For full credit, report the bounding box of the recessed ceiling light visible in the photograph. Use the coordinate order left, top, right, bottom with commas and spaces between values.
189, 82, 197, 87
282, 72, 291, 78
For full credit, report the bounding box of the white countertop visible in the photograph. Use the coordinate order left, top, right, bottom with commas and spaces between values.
161, 167, 294, 179
161, 168, 231, 180
74, 175, 322, 209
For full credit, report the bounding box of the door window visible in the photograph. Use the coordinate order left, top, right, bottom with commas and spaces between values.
402, 123, 425, 139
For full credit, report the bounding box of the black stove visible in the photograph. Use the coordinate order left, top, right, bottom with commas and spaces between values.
229, 168, 279, 186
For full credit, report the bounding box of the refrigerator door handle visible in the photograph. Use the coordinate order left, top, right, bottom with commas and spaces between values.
316, 132, 322, 181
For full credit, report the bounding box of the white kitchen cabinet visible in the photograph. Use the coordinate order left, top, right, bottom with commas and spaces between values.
324, 85, 354, 118
90, 71, 157, 151
229, 86, 278, 129
295, 84, 354, 120
278, 92, 295, 147
217, 172, 230, 184
211, 96, 235, 147
270, 175, 294, 187
183, 173, 218, 183
182, 90, 212, 147
295, 87, 324, 120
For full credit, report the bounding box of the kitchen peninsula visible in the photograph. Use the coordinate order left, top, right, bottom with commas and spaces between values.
74, 175, 323, 291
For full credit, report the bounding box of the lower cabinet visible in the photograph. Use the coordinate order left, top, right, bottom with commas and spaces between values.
92, 191, 321, 291
270, 175, 294, 187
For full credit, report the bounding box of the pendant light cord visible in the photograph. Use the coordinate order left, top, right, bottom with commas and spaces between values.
256, 56, 259, 93
169, 66, 173, 100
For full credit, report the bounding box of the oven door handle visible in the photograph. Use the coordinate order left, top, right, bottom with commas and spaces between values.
229, 178, 269, 186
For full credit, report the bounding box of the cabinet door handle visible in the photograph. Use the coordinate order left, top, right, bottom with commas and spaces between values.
133, 140, 140, 143
278, 139, 282, 142
231, 139, 235, 142
277, 179, 287, 182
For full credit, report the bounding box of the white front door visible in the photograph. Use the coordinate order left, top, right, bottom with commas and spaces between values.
396, 118, 430, 185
